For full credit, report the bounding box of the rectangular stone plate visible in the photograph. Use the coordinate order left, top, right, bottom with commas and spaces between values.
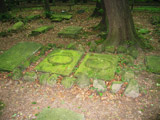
75, 53, 118, 80
0, 42, 42, 71
58, 26, 82, 38
35, 49, 83, 76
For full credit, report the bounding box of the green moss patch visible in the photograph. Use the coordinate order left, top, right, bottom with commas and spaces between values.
30, 26, 53, 36
8, 21, 24, 32
51, 14, 72, 20
0, 101, 5, 116
0, 42, 42, 71
35, 108, 85, 120
35, 49, 83, 76
58, 26, 82, 38
138, 28, 150, 34
75, 53, 118, 80
145, 55, 160, 74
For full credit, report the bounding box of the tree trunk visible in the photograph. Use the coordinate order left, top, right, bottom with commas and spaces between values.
44, 0, 50, 12
98, 0, 107, 30
91, 0, 102, 17
0, 0, 7, 13
104, 0, 138, 47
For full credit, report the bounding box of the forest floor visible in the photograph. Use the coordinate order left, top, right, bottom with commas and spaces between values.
0, 4, 160, 120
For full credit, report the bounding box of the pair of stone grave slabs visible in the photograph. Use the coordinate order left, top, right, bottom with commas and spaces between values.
35, 49, 83, 76
75, 53, 119, 80
0, 42, 42, 71
58, 26, 82, 38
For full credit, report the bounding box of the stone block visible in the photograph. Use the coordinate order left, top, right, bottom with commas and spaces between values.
75, 53, 118, 80
58, 26, 82, 38
36, 108, 85, 120
145, 55, 160, 74
35, 49, 83, 76
31, 26, 53, 36
0, 42, 41, 71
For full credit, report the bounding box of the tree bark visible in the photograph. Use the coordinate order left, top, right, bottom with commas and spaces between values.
44, 0, 50, 12
98, 0, 107, 30
104, 0, 138, 47
0, 0, 7, 13
91, 0, 102, 17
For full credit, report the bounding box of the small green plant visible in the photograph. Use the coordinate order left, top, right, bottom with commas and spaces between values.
0, 13, 13, 22
32, 102, 37, 104
0, 31, 9, 37
150, 16, 160, 25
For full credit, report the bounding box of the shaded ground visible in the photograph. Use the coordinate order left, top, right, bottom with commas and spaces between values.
0, 4, 160, 120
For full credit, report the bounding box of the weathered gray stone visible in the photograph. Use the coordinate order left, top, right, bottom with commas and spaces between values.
117, 46, 127, 53
76, 74, 90, 88
127, 47, 139, 59
23, 72, 37, 81
123, 71, 135, 82
38, 73, 57, 86
61, 77, 76, 88
111, 81, 123, 93
12, 68, 23, 80
105, 46, 115, 53
89, 41, 97, 52
95, 44, 105, 53
39, 73, 50, 85
77, 44, 85, 52
46, 74, 58, 86
36, 108, 85, 120
93, 79, 106, 92
145, 55, 160, 74
124, 79, 139, 98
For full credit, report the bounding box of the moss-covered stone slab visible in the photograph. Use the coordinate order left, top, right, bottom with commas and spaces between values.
51, 14, 72, 20
36, 108, 85, 120
58, 26, 82, 38
51, 17, 63, 22
8, 21, 24, 32
35, 49, 83, 76
30, 26, 53, 36
75, 53, 118, 80
25, 15, 41, 22
145, 55, 160, 74
0, 42, 42, 71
